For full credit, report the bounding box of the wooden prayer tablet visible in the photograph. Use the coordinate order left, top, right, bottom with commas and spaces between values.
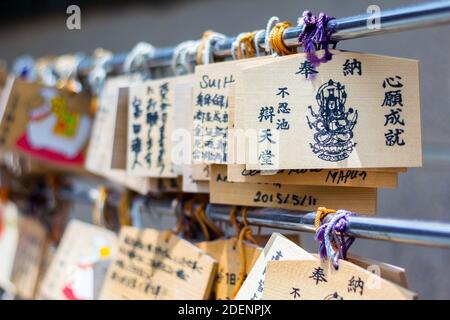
182, 165, 210, 194
86, 75, 151, 194
87, 75, 131, 173
262, 260, 417, 300
0, 201, 19, 289
228, 57, 279, 165
99, 226, 217, 300
171, 75, 210, 193
255, 233, 303, 248
192, 164, 210, 181
10, 216, 48, 299
0, 77, 92, 170
235, 50, 421, 170
210, 165, 377, 214
226, 164, 398, 188
311, 253, 409, 289
197, 239, 261, 300
111, 87, 129, 170
93, 260, 111, 300
347, 253, 409, 289
39, 220, 117, 300
234, 232, 315, 300
148, 177, 182, 193
192, 59, 238, 165
173, 75, 195, 176
192, 57, 271, 165
127, 77, 178, 178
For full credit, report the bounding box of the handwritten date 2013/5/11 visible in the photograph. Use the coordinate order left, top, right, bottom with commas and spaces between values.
253, 191, 317, 207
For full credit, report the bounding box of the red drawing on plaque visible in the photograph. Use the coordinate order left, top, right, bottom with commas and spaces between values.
16, 88, 91, 165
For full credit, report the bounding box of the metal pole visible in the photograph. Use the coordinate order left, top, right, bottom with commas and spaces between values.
56, 186, 450, 248
206, 204, 450, 248
77, 1, 450, 77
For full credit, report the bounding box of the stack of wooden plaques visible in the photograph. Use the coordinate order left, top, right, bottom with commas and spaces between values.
189, 50, 421, 215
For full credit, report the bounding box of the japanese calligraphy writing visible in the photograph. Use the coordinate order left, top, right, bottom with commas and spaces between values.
290, 287, 301, 298
127, 78, 177, 177
296, 60, 318, 79
210, 165, 377, 214
193, 61, 237, 164
309, 267, 327, 285
256, 87, 294, 168
131, 97, 143, 169
342, 58, 362, 76
197, 239, 261, 300
238, 51, 421, 170
100, 227, 216, 300
262, 260, 417, 300
233, 233, 315, 301
84, 75, 151, 194
348, 276, 364, 295
258, 106, 275, 123
382, 75, 406, 147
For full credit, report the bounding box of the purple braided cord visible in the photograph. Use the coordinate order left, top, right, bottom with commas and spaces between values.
315, 210, 355, 269
315, 223, 328, 259
298, 10, 317, 54
297, 10, 336, 64
333, 212, 355, 261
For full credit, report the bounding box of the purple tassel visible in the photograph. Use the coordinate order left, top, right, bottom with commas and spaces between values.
297, 10, 336, 66
298, 10, 317, 54
314, 210, 355, 269
315, 224, 328, 260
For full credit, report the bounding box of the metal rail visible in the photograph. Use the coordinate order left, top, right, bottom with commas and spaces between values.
77, 1, 450, 76
57, 184, 450, 249
207, 205, 450, 248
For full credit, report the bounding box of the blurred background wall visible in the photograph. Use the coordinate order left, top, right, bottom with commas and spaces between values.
0, 0, 449, 299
